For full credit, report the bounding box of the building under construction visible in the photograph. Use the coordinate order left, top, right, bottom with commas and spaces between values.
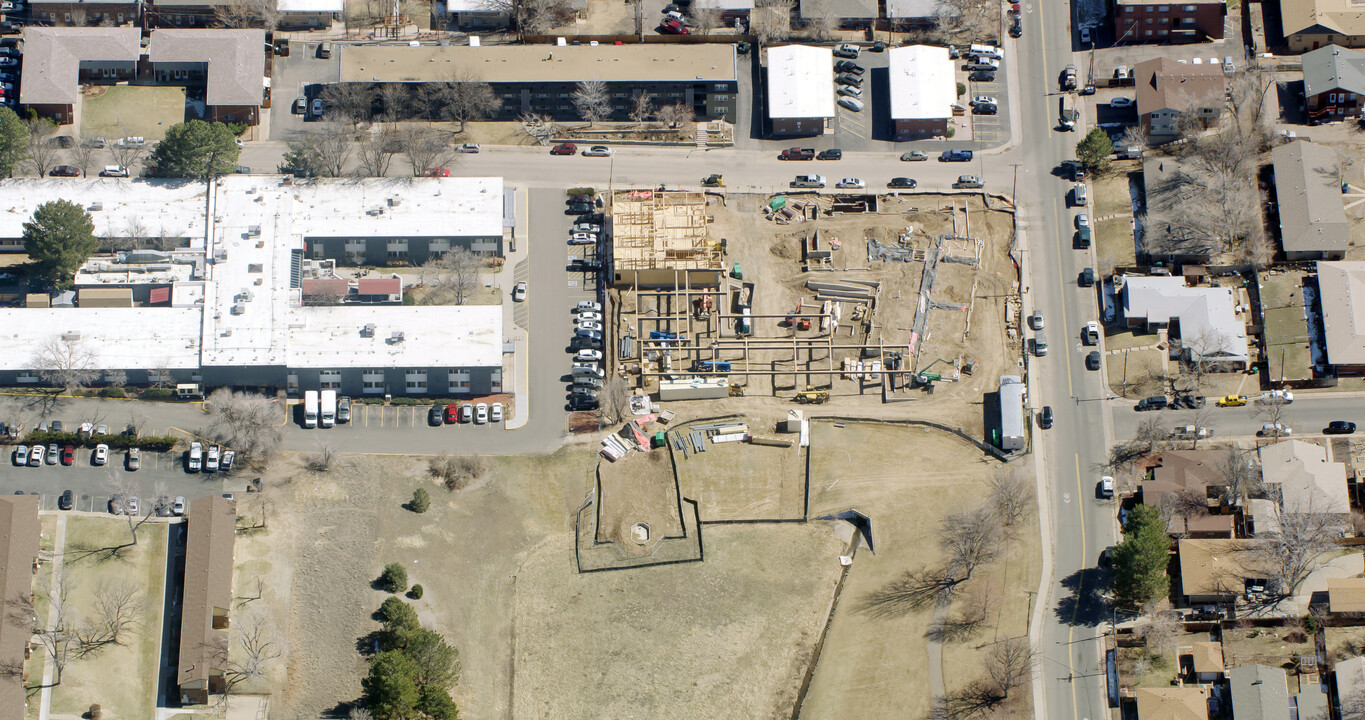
608, 190, 725, 289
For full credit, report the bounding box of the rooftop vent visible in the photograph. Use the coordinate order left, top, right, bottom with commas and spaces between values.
360, 323, 376, 338
387, 331, 406, 345
89, 202, 103, 211
61, 331, 82, 341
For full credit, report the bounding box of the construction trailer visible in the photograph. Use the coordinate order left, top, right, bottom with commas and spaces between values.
998, 375, 1026, 451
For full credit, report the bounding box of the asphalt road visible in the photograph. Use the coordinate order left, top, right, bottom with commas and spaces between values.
1109, 394, 1365, 442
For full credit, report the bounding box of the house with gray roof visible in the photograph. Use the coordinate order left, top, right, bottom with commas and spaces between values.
17, 27, 141, 124
1119, 275, 1250, 368
1303, 45, 1365, 122
148, 29, 266, 126
1230, 665, 1291, 720
1271, 140, 1350, 261
1315, 261, 1365, 374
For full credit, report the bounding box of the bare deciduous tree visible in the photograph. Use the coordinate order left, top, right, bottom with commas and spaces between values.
378, 84, 411, 123
1134, 416, 1167, 454
214, 0, 281, 28
1177, 329, 1233, 393
355, 126, 400, 177
656, 102, 696, 130
1157, 488, 1209, 537
321, 84, 377, 127
26, 119, 61, 177
76, 580, 145, 653
629, 91, 654, 128
1138, 609, 1182, 657
984, 637, 1036, 698
440, 75, 504, 133
222, 609, 281, 692
290, 124, 355, 178
598, 376, 631, 424
400, 125, 453, 176
1252, 497, 1342, 597
109, 129, 149, 172
750, 0, 793, 45
988, 468, 1034, 531
1218, 446, 1261, 505
572, 79, 611, 126
802, 0, 837, 40
305, 444, 338, 472
691, 6, 722, 35
419, 247, 482, 304
102, 472, 161, 549
35, 336, 99, 392
70, 142, 98, 178
942, 506, 1002, 582
22, 573, 77, 686
479, 0, 573, 36
205, 388, 283, 468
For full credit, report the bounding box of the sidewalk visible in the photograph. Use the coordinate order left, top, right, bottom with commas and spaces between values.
497, 186, 532, 430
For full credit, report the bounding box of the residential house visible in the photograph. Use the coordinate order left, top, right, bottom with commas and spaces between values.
1229, 664, 1325, 720
886, 0, 953, 29
28, 0, 139, 26
1316, 261, 1365, 375
798, 0, 877, 28
766, 45, 835, 136
1119, 275, 1250, 369
1303, 45, 1365, 123
177, 496, 236, 706
1114, 0, 1225, 43
1258, 439, 1351, 516
17, 27, 141, 124
1271, 140, 1350, 261
888, 45, 955, 139
1140, 450, 1234, 537
441, 0, 509, 28
277, 0, 341, 29
1134, 58, 1225, 138
0, 495, 40, 720
336, 43, 739, 125
1177, 538, 1269, 604
1327, 577, 1365, 617
1282, 0, 1365, 53
148, 30, 267, 126
1134, 687, 1210, 720
1187, 641, 1224, 684
1338, 656, 1365, 710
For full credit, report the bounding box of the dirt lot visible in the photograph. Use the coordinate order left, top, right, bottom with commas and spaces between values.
675, 422, 805, 521
46, 517, 167, 720
1259, 269, 1313, 384
801, 421, 1039, 720
615, 192, 1021, 437
1223, 625, 1315, 669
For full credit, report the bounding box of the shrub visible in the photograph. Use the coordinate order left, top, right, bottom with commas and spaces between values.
407, 584, 424, 600
566, 187, 596, 197
945, 126, 956, 138
138, 388, 177, 401
379, 596, 419, 629
429, 453, 487, 491
956, 82, 966, 97
410, 488, 430, 514
98, 387, 126, 398
89, 705, 102, 720
378, 563, 408, 594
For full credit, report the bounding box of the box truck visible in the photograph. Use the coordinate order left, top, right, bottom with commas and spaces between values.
320, 389, 336, 428
304, 390, 319, 428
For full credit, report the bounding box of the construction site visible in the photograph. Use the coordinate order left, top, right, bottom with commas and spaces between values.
605, 189, 1023, 412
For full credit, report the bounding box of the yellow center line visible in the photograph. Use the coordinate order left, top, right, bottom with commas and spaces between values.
1068, 452, 1086, 720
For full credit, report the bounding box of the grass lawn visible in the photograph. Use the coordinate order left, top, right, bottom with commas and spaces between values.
1104, 327, 1162, 352
1093, 167, 1137, 218
1107, 346, 1167, 399
80, 85, 187, 143
1095, 217, 1136, 274
1327, 626, 1365, 664
50, 517, 167, 720
1117, 646, 1179, 688
1258, 270, 1313, 383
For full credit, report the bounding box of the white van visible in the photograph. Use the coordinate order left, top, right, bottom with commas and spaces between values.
969, 43, 1003, 60
100, 165, 129, 177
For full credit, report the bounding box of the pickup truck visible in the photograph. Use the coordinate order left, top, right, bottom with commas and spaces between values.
791, 175, 826, 188
1171, 425, 1214, 440
1059, 96, 1077, 130
779, 147, 816, 160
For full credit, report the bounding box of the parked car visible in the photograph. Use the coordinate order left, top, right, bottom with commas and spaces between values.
294, 96, 307, 114
127, 448, 140, 471
1085, 351, 1101, 371
46, 443, 58, 465
445, 404, 461, 424
1325, 421, 1357, 435
513, 281, 527, 302
550, 143, 577, 155
311, 98, 324, 116
93, 444, 109, 466
126, 496, 139, 516
887, 177, 918, 189
835, 177, 865, 189
901, 151, 928, 162
969, 70, 996, 82
567, 202, 594, 215
460, 403, 474, 423
837, 97, 864, 112
1098, 476, 1115, 498
109, 494, 124, 514
1259, 422, 1292, 437
172, 496, 186, 515
837, 85, 863, 99
49, 165, 80, 177
1075, 212, 1090, 229
205, 444, 220, 472
833, 43, 861, 59
835, 73, 863, 88
337, 396, 351, 423
573, 222, 602, 234
61, 444, 74, 466
59, 490, 74, 510
28, 444, 43, 466
221, 449, 234, 472
491, 402, 504, 423
475, 402, 489, 424
576, 349, 603, 362
577, 320, 603, 332
1215, 394, 1248, 407
817, 148, 843, 160
1039, 406, 1053, 429
424, 167, 450, 177
657, 18, 689, 34
576, 311, 603, 322
1008, 16, 1022, 37
1135, 396, 1168, 411
940, 150, 974, 162
1110, 97, 1134, 108
188, 441, 202, 472
1259, 389, 1294, 405
971, 95, 998, 108
582, 145, 613, 157
457, 143, 480, 153
1083, 320, 1099, 345
833, 61, 864, 75
576, 300, 603, 313
1028, 311, 1044, 330
569, 232, 597, 245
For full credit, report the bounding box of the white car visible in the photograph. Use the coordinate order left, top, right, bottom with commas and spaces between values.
1259, 390, 1294, 405
172, 496, 186, 515
126, 496, 139, 516
93, 444, 109, 466
513, 281, 527, 302
582, 146, 613, 157
205, 444, 220, 472
568, 232, 597, 245
577, 320, 603, 332
28, 444, 43, 467
1098, 475, 1114, 498
576, 349, 603, 362
458, 143, 480, 153
837, 97, 865, 113
221, 449, 235, 472
1084, 320, 1100, 345
971, 95, 998, 107
490, 402, 504, 423
573, 222, 601, 234
188, 441, 203, 472
1260, 422, 1292, 437
837, 85, 863, 98
836, 178, 866, 189
576, 300, 602, 313
576, 311, 603, 322
475, 402, 488, 424
1075, 212, 1090, 229
1110, 97, 1134, 108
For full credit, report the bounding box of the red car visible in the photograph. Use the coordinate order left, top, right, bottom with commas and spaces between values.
60, 444, 74, 466
658, 19, 689, 34
444, 404, 460, 424
50, 165, 81, 177
424, 167, 450, 177
550, 143, 577, 155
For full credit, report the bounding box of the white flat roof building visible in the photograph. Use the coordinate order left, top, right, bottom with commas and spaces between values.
0, 176, 508, 391
766, 45, 835, 120
888, 45, 956, 120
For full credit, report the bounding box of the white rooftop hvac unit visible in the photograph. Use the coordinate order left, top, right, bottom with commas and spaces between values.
61, 332, 82, 341
360, 324, 376, 337
387, 331, 406, 344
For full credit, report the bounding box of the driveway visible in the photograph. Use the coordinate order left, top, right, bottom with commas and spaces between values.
268, 40, 340, 141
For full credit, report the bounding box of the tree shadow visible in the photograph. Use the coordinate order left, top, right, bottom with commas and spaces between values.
1052, 567, 1110, 628
62, 538, 137, 566
857, 566, 960, 620
925, 615, 984, 643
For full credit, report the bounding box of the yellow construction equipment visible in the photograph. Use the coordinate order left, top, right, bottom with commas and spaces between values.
795, 387, 830, 404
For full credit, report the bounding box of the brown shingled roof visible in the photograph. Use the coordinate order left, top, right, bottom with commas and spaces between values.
0, 495, 40, 720
177, 496, 236, 702
1329, 577, 1365, 613
1135, 57, 1225, 118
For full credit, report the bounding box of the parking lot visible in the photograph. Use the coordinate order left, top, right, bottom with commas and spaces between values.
269, 39, 340, 140
4, 445, 231, 512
